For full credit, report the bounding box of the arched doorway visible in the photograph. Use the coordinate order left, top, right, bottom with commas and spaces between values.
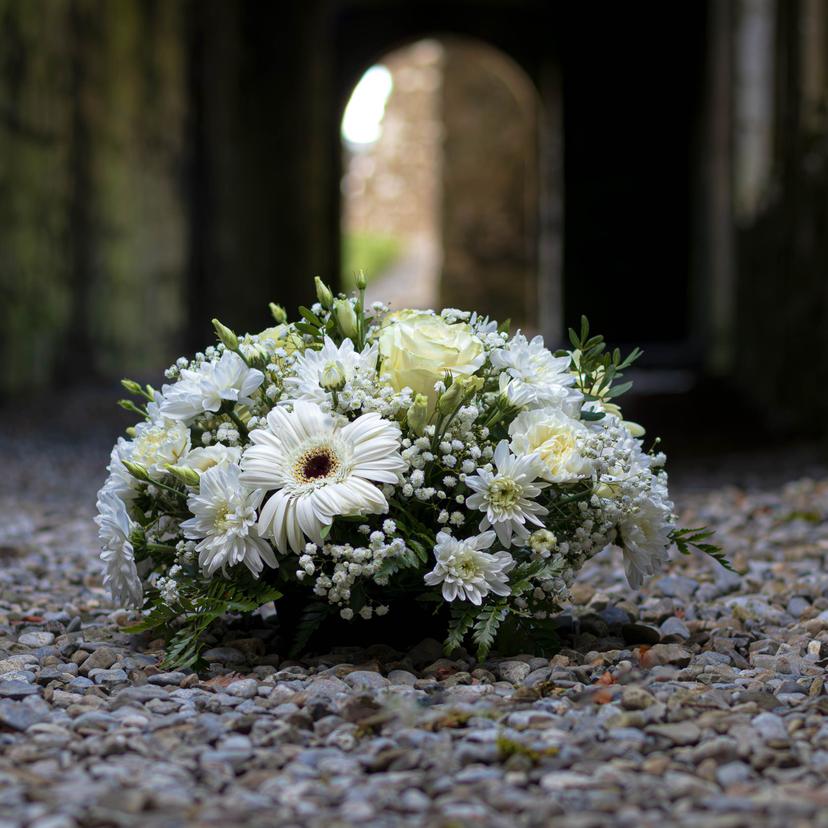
340, 36, 548, 333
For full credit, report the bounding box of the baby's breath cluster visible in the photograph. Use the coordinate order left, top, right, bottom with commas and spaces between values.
96, 277, 724, 668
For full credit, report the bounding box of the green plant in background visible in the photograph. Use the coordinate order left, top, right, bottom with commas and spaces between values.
341, 232, 401, 290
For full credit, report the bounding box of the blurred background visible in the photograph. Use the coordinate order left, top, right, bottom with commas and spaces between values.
1, 0, 827, 485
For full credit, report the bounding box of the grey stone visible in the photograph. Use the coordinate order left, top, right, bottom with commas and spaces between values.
0, 680, 41, 699
659, 617, 690, 640
18, 631, 55, 647
226, 678, 258, 698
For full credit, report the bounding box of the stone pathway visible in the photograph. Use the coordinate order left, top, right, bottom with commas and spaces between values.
2, 416, 828, 827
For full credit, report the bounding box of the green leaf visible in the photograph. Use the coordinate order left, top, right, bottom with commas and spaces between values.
445, 606, 476, 654
472, 603, 509, 660
671, 526, 738, 573
298, 305, 323, 327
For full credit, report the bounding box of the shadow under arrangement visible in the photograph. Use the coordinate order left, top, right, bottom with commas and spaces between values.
1, 0, 827, 449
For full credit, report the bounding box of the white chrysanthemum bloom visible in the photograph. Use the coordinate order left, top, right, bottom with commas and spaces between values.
491, 333, 581, 412
283, 336, 378, 407
464, 440, 549, 547
95, 487, 143, 607
105, 438, 139, 500
161, 350, 264, 422
617, 477, 674, 588
424, 530, 514, 605
181, 444, 241, 474
239, 400, 406, 554
509, 407, 593, 483
130, 418, 191, 478
181, 463, 276, 577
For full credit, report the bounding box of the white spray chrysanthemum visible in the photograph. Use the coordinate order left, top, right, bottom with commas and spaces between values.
464, 440, 549, 547
181, 462, 276, 577
239, 400, 406, 554
95, 486, 143, 607
424, 530, 514, 604
491, 333, 580, 412
160, 350, 264, 422
283, 336, 378, 408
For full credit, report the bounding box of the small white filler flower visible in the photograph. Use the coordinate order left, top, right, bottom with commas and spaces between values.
464, 440, 549, 547
181, 462, 276, 577
239, 400, 406, 554
424, 530, 514, 605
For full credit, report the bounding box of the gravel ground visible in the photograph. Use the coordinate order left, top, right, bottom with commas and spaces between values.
2, 404, 828, 828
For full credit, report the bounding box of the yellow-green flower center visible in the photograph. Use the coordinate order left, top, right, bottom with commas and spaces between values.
488, 477, 521, 510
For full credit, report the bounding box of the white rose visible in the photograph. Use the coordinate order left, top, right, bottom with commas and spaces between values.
508, 408, 592, 483
130, 419, 192, 479
182, 445, 241, 473
378, 310, 484, 407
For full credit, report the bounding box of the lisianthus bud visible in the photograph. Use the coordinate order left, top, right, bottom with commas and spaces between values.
212, 318, 238, 350
269, 302, 287, 324
319, 360, 346, 391
333, 298, 359, 339
438, 374, 483, 416
356, 271, 367, 290
122, 460, 151, 482
314, 276, 334, 309
121, 379, 144, 396
406, 394, 429, 435
165, 464, 201, 487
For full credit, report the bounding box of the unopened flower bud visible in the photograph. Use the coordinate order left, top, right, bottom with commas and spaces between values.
314, 276, 334, 309
122, 460, 151, 482
269, 302, 287, 324
319, 360, 346, 391
121, 379, 144, 396
437, 374, 483, 416
165, 464, 201, 487
355, 270, 367, 290
212, 318, 238, 350
407, 394, 429, 435
333, 298, 359, 339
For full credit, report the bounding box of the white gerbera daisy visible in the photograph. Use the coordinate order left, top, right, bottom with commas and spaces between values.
491, 333, 581, 412
95, 486, 143, 607
283, 336, 378, 408
508, 407, 593, 483
161, 350, 264, 422
181, 462, 276, 577
424, 531, 514, 605
464, 440, 549, 547
239, 400, 405, 554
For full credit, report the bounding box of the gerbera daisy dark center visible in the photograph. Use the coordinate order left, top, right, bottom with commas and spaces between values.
295, 446, 340, 483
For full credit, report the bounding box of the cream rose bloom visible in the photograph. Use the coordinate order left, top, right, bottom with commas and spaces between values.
378, 311, 485, 406
508, 408, 593, 483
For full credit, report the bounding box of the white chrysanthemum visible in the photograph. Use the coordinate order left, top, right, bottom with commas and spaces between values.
492, 333, 581, 412
464, 440, 549, 547
424, 530, 514, 605
509, 407, 593, 483
161, 350, 264, 422
283, 336, 378, 408
239, 400, 406, 554
181, 463, 276, 577
105, 437, 139, 500
95, 487, 143, 607
181, 444, 241, 474
617, 477, 674, 588
130, 418, 191, 478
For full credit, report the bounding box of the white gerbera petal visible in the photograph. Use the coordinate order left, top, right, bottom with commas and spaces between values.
240, 400, 406, 554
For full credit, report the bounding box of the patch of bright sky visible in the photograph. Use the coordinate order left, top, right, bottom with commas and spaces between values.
342, 65, 393, 145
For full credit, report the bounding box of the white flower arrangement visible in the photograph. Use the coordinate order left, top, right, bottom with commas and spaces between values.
97, 275, 727, 667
